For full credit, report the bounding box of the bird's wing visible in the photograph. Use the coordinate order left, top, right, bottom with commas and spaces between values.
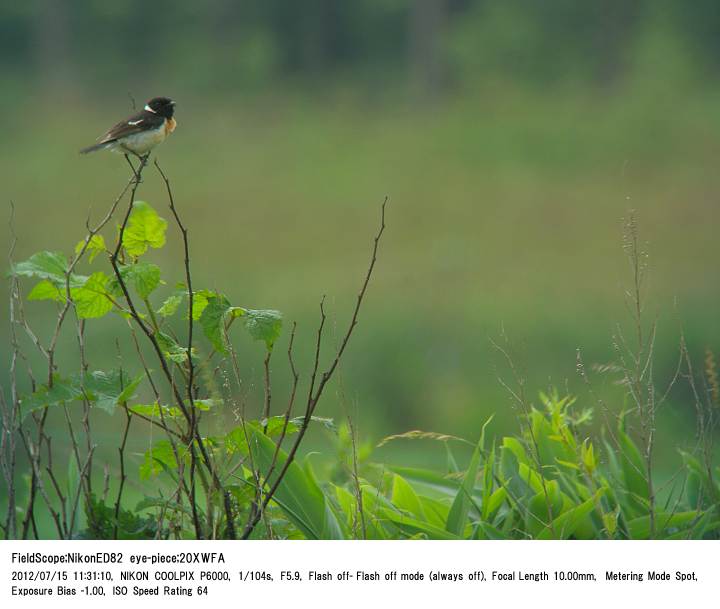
97, 110, 165, 144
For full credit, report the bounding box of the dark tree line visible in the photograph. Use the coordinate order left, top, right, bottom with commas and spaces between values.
1, 1, 718, 98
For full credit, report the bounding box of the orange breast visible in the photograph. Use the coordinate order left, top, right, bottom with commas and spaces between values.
165, 118, 177, 135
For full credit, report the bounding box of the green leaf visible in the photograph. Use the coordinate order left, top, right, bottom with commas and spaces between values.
536, 489, 604, 539
72, 272, 114, 319
122, 201, 167, 257
627, 511, 700, 539
380, 508, 462, 540
83, 370, 143, 413
391, 474, 426, 520
129, 403, 183, 418
113, 262, 161, 299
20, 375, 83, 414
200, 294, 231, 353
191, 290, 211, 320
82, 495, 161, 539
158, 293, 183, 317
446, 440, 482, 535
246, 425, 343, 539
485, 487, 507, 519
262, 416, 300, 437
140, 440, 186, 480
239, 308, 283, 350
11, 251, 68, 282
75, 234, 106, 262
27, 279, 64, 302
157, 332, 194, 364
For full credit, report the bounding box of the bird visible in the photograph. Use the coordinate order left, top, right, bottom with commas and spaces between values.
80, 96, 177, 164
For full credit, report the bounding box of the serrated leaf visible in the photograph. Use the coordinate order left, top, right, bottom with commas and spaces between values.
261, 416, 300, 437
157, 332, 195, 364
130, 403, 184, 419
200, 294, 231, 353
72, 272, 114, 319
20, 375, 84, 414
191, 291, 211, 320
122, 201, 167, 257
113, 262, 161, 299
83, 369, 143, 413
243, 309, 283, 350
158, 293, 183, 317
11, 251, 68, 282
27, 279, 64, 302
75, 234, 106, 262
140, 440, 186, 480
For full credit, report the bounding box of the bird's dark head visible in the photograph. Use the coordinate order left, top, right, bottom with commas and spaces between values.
145, 96, 175, 118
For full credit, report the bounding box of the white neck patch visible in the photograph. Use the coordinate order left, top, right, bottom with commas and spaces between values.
144, 104, 157, 113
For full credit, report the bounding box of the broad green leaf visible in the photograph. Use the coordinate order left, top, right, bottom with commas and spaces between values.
380, 508, 462, 540
140, 440, 186, 480
113, 262, 161, 298
122, 201, 167, 257
191, 290, 211, 320
391, 474, 426, 520
536, 489, 604, 539
158, 293, 183, 317
484, 487, 507, 520
200, 294, 231, 353
242, 309, 283, 350
20, 375, 83, 414
474, 521, 510, 540
526, 481, 565, 537
11, 251, 68, 282
28, 279, 64, 302
75, 234, 106, 262
518, 462, 546, 495
502, 436, 529, 465
246, 425, 343, 539
627, 511, 700, 539
21, 369, 141, 415
262, 416, 300, 437
72, 272, 114, 319
83, 369, 143, 413
419, 496, 451, 528
130, 403, 184, 418
446, 439, 481, 535
386, 466, 461, 500
157, 332, 194, 364
224, 426, 250, 456
581, 439, 596, 473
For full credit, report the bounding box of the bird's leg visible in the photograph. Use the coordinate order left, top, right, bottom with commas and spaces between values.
124, 154, 141, 182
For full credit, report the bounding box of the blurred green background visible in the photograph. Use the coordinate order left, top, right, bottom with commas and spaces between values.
2, 0, 719, 479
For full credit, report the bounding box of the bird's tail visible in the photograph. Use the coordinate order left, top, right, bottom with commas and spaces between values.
79, 141, 113, 154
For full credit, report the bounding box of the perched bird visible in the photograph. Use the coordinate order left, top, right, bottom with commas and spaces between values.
80, 96, 177, 159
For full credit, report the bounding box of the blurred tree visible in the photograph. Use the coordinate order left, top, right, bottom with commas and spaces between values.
409, 0, 448, 99
0, 0, 717, 100
33, 0, 73, 97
